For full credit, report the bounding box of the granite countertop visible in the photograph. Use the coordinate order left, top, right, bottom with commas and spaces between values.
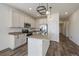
9, 32, 48, 40
29, 34, 48, 40
8, 32, 26, 35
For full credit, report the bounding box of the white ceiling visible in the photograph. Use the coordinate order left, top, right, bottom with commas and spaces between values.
6, 3, 79, 19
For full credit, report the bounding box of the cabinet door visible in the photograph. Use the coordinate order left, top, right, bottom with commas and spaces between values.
24, 15, 29, 23
12, 10, 25, 27
20, 34, 26, 45
15, 34, 26, 48
19, 13, 24, 27
15, 35, 21, 48
12, 10, 20, 27
24, 15, 35, 27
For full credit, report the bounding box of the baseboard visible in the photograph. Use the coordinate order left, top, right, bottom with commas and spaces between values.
60, 33, 79, 46
69, 38, 79, 46
0, 48, 11, 52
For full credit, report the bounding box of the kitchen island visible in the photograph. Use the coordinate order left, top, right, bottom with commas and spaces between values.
28, 34, 50, 56
9, 32, 50, 56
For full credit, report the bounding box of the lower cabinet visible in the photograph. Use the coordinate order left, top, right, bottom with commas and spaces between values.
9, 34, 26, 50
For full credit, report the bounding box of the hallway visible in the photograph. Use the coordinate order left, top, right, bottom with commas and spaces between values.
60, 34, 79, 56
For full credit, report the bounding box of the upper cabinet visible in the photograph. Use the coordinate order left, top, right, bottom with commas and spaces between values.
18, 12, 25, 27
24, 15, 35, 28
12, 10, 24, 27
12, 10, 19, 27
8, 7, 35, 28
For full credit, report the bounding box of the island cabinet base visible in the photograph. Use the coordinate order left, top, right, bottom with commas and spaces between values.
28, 38, 50, 56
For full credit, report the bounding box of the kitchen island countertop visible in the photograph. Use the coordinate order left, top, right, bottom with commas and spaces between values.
29, 34, 48, 40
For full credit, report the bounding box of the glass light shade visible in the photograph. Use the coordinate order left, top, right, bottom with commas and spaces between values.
46, 11, 50, 15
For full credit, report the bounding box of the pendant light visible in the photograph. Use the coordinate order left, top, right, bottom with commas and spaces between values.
36, 3, 52, 15
46, 3, 50, 15
36, 3, 46, 15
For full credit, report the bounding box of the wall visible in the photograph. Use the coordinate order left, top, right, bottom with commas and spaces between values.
65, 21, 69, 37
68, 9, 79, 45
0, 4, 11, 51
35, 18, 47, 28
59, 19, 69, 37
48, 13, 59, 42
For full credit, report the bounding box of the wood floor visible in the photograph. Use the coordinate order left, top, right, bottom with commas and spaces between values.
0, 34, 79, 56
0, 43, 28, 56
46, 41, 60, 56
60, 34, 79, 56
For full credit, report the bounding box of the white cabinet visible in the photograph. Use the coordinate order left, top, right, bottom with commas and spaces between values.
15, 35, 20, 48
11, 10, 25, 27
24, 15, 29, 23
12, 10, 20, 27
18, 12, 24, 27
19, 34, 26, 45
8, 8, 35, 28
24, 15, 35, 28
9, 34, 26, 49
15, 34, 26, 49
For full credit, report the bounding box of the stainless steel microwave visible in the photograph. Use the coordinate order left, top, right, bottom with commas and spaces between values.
24, 23, 31, 28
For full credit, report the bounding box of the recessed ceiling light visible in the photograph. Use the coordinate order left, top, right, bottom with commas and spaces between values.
29, 8, 32, 10
65, 12, 68, 15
